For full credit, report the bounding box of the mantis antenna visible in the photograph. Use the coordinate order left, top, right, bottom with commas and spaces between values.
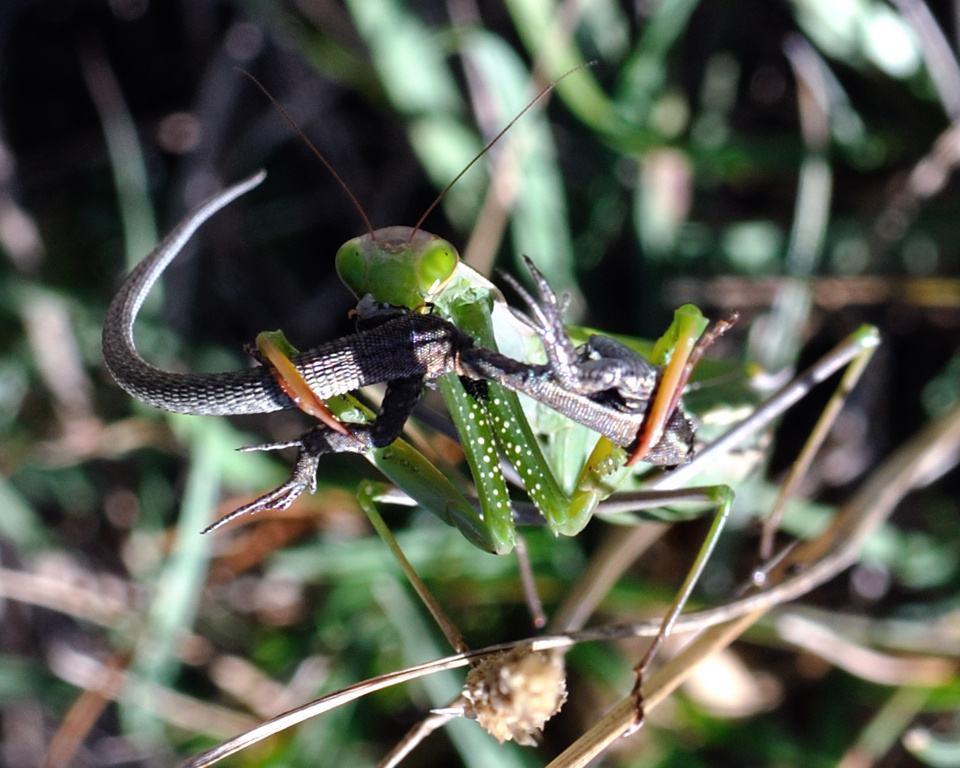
409, 62, 594, 241
240, 63, 593, 244
237, 68, 377, 239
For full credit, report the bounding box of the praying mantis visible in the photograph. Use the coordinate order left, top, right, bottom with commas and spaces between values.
102, 167, 739, 558
102, 67, 737, 558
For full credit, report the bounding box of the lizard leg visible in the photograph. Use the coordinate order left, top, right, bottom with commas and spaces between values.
202, 376, 427, 532
369, 376, 426, 447
498, 257, 698, 467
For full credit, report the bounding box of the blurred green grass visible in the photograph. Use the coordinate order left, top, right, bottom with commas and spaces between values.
1, 1, 959, 766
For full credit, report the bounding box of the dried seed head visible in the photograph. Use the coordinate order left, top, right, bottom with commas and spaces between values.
460, 647, 567, 746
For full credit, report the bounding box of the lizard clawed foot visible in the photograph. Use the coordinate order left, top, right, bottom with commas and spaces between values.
500, 257, 659, 407
201, 475, 315, 533
499, 256, 583, 391
202, 425, 371, 533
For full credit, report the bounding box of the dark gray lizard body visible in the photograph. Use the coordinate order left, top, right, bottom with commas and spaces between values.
102, 171, 696, 529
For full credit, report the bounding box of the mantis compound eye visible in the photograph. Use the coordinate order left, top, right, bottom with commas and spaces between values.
415, 238, 459, 301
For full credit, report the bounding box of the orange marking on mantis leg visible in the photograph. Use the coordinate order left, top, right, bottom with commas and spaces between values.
625, 312, 739, 466
625, 333, 698, 466
257, 332, 351, 436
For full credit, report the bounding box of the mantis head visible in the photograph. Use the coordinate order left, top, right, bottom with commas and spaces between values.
336, 226, 459, 311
